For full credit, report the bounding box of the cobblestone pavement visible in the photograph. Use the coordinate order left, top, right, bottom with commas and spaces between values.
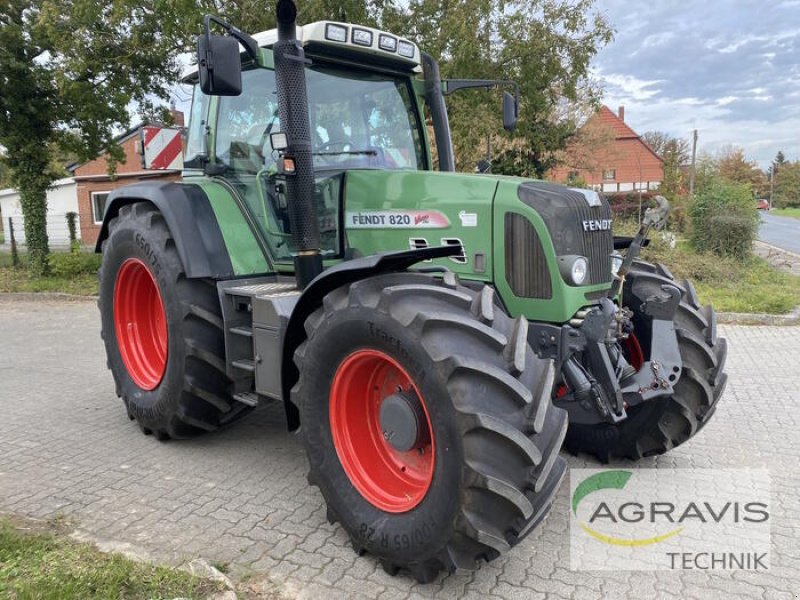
1, 298, 798, 599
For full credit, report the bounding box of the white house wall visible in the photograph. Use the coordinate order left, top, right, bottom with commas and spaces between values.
0, 178, 79, 248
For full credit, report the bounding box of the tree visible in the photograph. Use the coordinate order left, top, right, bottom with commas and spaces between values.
715, 145, 767, 196
0, 157, 11, 189
0, 1, 181, 275
641, 131, 689, 196
773, 160, 800, 208
770, 150, 788, 206
390, 0, 613, 174
555, 115, 618, 176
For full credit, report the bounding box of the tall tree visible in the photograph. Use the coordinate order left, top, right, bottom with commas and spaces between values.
0, 1, 180, 274
715, 145, 766, 196
383, 0, 613, 174
773, 160, 800, 208
641, 131, 689, 164
641, 131, 690, 201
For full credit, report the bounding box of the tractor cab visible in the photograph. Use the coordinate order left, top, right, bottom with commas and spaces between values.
182, 21, 433, 265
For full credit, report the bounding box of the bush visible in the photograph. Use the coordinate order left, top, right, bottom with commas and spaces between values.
606, 191, 657, 221
49, 251, 101, 278
690, 179, 758, 261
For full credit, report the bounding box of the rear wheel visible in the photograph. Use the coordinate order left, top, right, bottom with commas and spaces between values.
99, 202, 252, 439
565, 261, 728, 461
293, 273, 567, 582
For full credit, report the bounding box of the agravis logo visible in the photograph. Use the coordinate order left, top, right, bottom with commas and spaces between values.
569, 469, 771, 571
572, 470, 683, 546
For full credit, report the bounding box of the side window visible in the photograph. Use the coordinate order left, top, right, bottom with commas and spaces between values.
184, 87, 210, 169
91, 192, 110, 224
215, 69, 280, 173
366, 84, 422, 169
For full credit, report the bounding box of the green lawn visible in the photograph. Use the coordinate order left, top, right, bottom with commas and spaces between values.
771, 207, 800, 219
0, 251, 99, 295
635, 230, 800, 314
0, 516, 219, 600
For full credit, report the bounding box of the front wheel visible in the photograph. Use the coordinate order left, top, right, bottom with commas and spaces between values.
99, 202, 252, 439
292, 273, 567, 582
565, 261, 728, 461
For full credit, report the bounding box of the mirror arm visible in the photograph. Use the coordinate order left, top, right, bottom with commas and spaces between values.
443, 79, 518, 100
203, 14, 260, 61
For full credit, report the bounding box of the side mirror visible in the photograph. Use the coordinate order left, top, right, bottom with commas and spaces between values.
197, 34, 242, 96
503, 91, 518, 132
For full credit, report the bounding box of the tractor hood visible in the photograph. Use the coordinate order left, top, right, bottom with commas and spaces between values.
342, 169, 615, 322
342, 170, 500, 281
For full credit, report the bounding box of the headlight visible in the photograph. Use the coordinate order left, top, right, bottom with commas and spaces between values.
325, 24, 348, 43
557, 255, 589, 285
610, 252, 623, 277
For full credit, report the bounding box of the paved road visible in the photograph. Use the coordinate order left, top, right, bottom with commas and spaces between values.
759, 212, 800, 254
1, 298, 798, 600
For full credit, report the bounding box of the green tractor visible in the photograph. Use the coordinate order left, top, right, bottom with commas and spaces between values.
96, 0, 727, 582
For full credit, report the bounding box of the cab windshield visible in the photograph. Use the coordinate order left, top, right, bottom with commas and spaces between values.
205, 64, 426, 263
214, 64, 427, 174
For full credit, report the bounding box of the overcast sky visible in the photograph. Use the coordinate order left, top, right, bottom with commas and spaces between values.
592, 0, 800, 168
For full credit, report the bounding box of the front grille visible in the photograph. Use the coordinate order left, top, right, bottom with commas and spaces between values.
572, 201, 613, 285
517, 182, 613, 286
505, 213, 552, 299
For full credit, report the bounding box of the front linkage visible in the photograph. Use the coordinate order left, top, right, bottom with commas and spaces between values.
530, 197, 685, 426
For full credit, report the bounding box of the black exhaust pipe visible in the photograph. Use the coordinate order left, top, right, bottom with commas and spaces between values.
274, 0, 323, 288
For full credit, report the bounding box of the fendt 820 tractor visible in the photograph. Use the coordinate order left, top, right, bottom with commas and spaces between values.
96, 0, 728, 582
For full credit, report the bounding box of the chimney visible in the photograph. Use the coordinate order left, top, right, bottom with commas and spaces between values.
618, 105, 625, 122
169, 109, 185, 128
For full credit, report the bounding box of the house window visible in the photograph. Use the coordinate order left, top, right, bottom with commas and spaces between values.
603, 169, 616, 181
91, 192, 110, 224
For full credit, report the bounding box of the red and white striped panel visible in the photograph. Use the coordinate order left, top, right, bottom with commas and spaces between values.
142, 126, 183, 170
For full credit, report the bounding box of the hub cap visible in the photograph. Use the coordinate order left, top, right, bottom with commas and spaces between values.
113, 258, 168, 390
329, 350, 434, 513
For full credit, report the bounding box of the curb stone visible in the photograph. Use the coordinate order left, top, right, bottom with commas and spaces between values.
754, 239, 800, 260
717, 305, 800, 326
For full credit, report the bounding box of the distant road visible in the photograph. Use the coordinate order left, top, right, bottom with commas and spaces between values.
759, 211, 800, 255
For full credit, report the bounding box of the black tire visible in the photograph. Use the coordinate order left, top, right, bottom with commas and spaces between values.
565, 260, 728, 462
292, 272, 567, 582
99, 202, 252, 439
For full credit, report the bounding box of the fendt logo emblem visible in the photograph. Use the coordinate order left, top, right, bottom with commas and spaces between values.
583, 219, 612, 232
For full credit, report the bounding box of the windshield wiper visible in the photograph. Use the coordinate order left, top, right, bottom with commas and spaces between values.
312, 149, 378, 156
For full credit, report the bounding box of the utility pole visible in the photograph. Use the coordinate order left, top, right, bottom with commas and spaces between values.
688, 129, 698, 198
769, 166, 775, 210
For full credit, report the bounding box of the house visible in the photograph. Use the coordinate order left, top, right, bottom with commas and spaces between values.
73, 111, 184, 246
550, 105, 663, 193
0, 178, 79, 249
0, 111, 184, 249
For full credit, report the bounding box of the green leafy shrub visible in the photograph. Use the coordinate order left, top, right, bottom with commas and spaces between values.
49, 251, 101, 278
690, 179, 758, 260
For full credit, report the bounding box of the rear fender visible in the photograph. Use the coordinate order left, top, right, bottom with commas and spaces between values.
94, 182, 235, 279
280, 245, 459, 430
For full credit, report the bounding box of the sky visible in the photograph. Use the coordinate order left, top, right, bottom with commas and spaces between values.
591, 0, 800, 168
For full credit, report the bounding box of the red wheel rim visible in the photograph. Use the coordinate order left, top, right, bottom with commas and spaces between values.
622, 333, 645, 371
113, 258, 168, 390
330, 350, 435, 513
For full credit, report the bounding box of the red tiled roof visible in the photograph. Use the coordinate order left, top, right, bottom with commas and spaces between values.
593, 106, 663, 164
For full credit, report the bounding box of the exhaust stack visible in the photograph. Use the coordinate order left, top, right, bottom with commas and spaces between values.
274, 0, 323, 288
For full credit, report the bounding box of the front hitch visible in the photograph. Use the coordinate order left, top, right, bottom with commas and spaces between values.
608, 195, 670, 299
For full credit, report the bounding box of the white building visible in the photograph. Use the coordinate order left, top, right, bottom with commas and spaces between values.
0, 177, 79, 249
